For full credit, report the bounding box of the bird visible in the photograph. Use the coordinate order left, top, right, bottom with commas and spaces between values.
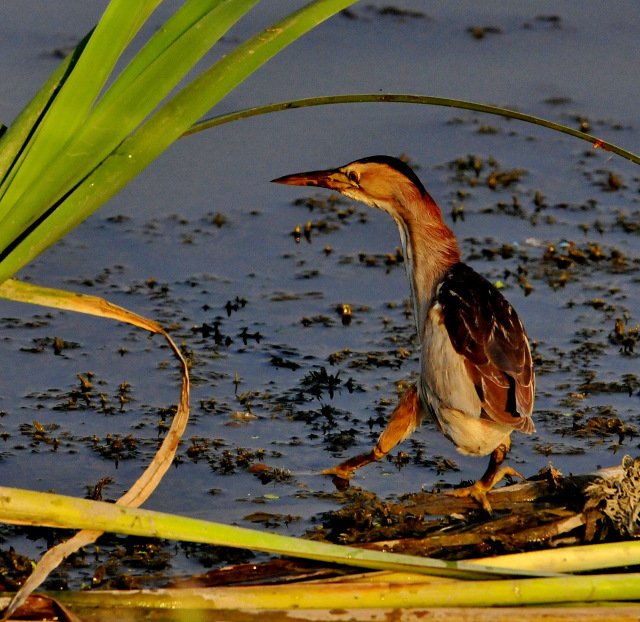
272, 155, 535, 511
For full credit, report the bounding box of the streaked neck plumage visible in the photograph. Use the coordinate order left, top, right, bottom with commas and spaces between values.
379, 184, 460, 338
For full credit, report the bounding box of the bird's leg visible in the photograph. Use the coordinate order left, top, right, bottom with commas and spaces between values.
446, 439, 525, 512
322, 384, 421, 481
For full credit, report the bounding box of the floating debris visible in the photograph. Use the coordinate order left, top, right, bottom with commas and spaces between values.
585, 456, 640, 538
336, 303, 352, 326
466, 25, 502, 39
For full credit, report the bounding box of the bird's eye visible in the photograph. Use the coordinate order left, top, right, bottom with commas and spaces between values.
347, 170, 359, 185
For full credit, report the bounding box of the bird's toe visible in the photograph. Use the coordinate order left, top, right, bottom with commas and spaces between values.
446, 483, 494, 513
321, 450, 379, 480
321, 464, 354, 479
446, 465, 526, 513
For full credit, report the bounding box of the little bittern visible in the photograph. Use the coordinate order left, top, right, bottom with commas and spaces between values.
273, 156, 535, 511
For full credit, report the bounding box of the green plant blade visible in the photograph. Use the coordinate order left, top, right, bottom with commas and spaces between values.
82, 0, 255, 147
97, 0, 241, 97
0, 0, 358, 285
0, 486, 555, 580
184, 93, 640, 165
0, 33, 90, 193
0, 0, 162, 230
0, 0, 257, 255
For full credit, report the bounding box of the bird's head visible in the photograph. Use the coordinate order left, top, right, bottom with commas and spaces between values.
273, 155, 460, 328
272, 155, 436, 223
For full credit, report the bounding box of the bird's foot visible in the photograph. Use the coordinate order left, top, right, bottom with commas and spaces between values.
322, 386, 420, 487
446, 466, 525, 513
321, 464, 355, 480
446, 482, 494, 513
321, 450, 377, 483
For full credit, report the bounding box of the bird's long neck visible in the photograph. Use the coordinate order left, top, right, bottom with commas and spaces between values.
393, 193, 460, 337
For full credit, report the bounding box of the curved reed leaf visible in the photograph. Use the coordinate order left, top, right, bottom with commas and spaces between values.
184, 93, 640, 165
0, 279, 190, 618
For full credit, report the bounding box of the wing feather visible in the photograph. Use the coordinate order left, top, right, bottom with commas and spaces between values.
437, 263, 535, 432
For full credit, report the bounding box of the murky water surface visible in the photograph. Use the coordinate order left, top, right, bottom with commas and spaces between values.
0, 1, 638, 585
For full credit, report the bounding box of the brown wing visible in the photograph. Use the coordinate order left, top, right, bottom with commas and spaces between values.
437, 263, 535, 432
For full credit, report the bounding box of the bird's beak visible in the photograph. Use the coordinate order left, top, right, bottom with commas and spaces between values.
271, 168, 352, 192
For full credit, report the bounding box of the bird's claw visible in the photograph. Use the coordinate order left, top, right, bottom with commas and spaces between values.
446, 466, 526, 513
322, 450, 378, 481
446, 483, 494, 513
321, 464, 354, 480
321, 465, 356, 491
499, 466, 526, 482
